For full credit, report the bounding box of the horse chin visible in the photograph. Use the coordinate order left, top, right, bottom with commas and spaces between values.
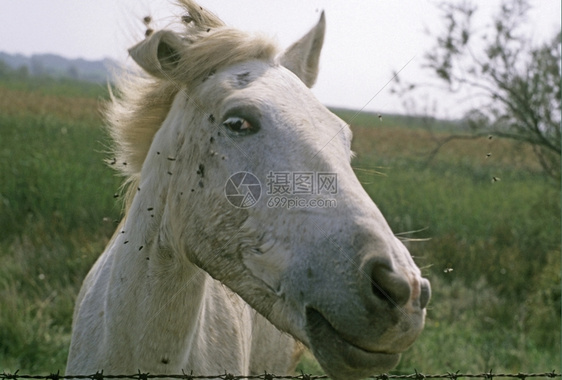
305, 307, 401, 380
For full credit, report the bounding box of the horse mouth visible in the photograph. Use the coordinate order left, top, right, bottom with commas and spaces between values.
305, 307, 401, 380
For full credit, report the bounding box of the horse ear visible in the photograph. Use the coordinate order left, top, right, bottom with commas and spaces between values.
128, 30, 183, 79
279, 11, 325, 88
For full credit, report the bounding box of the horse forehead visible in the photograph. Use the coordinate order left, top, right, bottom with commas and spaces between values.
212, 61, 313, 102
199, 62, 343, 133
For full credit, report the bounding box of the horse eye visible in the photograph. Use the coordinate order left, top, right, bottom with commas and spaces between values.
222, 116, 254, 134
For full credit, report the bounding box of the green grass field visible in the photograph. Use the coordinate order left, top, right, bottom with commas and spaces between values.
0, 75, 559, 375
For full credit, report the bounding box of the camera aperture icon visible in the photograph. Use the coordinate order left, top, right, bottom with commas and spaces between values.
225, 172, 261, 208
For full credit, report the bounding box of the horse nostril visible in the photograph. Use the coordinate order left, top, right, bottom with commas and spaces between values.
419, 278, 431, 309
369, 260, 411, 307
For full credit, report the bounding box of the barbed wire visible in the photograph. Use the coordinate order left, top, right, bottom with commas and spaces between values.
1, 370, 559, 380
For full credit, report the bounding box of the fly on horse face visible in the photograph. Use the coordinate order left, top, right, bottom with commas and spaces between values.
66, 2, 431, 379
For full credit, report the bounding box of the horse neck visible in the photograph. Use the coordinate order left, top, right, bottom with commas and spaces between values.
110, 194, 252, 372
112, 166, 207, 334
107, 110, 253, 371
103, 101, 201, 348
107, 174, 235, 373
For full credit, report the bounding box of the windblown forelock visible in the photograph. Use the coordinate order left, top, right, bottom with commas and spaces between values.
170, 0, 279, 85
177, 0, 225, 30
171, 28, 278, 86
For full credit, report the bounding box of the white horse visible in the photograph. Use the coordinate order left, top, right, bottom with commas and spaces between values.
66, 2, 431, 379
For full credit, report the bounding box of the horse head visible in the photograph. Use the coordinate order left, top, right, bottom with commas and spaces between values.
111, 2, 430, 378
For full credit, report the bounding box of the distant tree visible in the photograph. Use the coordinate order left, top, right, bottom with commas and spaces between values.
30, 55, 45, 77
15, 65, 29, 80
0, 60, 11, 78
395, 0, 561, 179
67, 65, 80, 80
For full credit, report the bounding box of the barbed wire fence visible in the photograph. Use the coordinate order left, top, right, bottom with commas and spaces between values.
1, 370, 560, 380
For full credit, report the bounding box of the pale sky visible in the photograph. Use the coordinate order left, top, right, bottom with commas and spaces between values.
0, 1, 560, 117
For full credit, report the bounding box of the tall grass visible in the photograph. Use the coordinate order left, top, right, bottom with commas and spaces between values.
0, 79, 121, 372
0, 114, 120, 235
0, 81, 559, 374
